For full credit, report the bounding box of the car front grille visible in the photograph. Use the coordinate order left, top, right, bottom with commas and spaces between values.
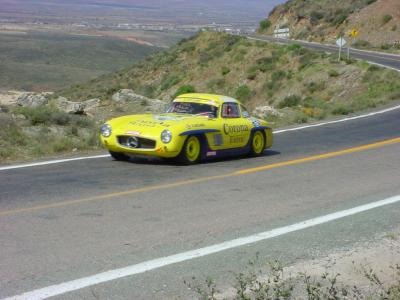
117, 136, 156, 150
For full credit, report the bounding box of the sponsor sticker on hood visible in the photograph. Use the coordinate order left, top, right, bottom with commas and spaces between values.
125, 131, 141, 136
153, 115, 178, 121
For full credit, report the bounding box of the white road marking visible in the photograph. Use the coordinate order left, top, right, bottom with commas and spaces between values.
4, 194, 400, 300
1, 104, 400, 172
0, 155, 110, 171
274, 104, 400, 134
366, 61, 400, 73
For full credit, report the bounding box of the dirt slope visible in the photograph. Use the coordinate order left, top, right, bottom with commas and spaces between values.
264, 0, 400, 50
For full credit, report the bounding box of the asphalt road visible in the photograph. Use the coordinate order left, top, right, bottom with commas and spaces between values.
248, 34, 400, 70
1, 105, 400, 299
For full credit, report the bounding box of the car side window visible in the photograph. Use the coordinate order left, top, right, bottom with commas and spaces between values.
221, 103, 240, 118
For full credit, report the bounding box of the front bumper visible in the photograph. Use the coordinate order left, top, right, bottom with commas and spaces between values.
100, 134, 184, 158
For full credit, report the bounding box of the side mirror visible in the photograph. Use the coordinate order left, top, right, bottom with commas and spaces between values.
242, 111, 250, 118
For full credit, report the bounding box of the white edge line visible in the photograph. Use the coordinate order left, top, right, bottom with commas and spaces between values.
1, 103, 400, 172
274, 104, 400, 134
366, 61, 400, 73
4, 195, 400, 300
0, 155, 110, 171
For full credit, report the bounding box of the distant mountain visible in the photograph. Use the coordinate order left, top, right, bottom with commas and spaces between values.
260, 0, 399, 50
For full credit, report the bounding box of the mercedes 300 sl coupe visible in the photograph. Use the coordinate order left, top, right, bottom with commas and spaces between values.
100, 93, 273, 164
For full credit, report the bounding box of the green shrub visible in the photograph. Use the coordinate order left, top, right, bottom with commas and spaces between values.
235, 85, 252, 102
303, 97, 328, 109
172, 85, 196, 99
259, 19, 272, 31
332, 105, 354, 115
160, 75, 181, 91
72, 116, 94, 128
264, 80, 281, 96
368, 65, 380, 72
278, 95, 301, 108
382, 15, 393, 24
271, 71, 287, 81
328, 69, 340, 77
256, 57, 275, 72
15, 106, 56, 125
287, 43, 302, 52
246, 66, 258, 80
3, 126, 29, 146
333, 14, 347, 26
310, 11, 325, 25
221, 66, 230, 76
306, 81, 326, 93
223, 35, 241, 51
52, 137, 74, 153
293, 111, 308, 123
51, 112, 71, 126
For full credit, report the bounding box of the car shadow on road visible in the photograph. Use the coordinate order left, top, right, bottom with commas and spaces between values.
119, 149, 281, 167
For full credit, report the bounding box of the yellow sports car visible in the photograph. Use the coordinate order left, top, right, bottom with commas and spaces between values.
100, 93, 273, 164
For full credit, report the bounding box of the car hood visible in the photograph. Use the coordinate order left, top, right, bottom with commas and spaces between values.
108, 113, 213, 137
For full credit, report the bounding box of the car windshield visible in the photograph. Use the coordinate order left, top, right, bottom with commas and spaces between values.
167, 102, 218, 118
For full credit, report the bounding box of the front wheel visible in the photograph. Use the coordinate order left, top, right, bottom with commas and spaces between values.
176, 135, 202, 165
249, 131, 265, 157
109, 151, 129, 161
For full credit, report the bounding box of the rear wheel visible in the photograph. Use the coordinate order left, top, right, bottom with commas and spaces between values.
176, 135, 202, 165
249, 131, 265, 157
109, 151, 129, 161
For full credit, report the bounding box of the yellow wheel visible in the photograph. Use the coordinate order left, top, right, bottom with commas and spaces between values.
249, 131, 265, 157
177, 135, 202, 164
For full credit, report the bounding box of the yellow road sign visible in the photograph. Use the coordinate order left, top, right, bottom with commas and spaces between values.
349, 29, 359, 38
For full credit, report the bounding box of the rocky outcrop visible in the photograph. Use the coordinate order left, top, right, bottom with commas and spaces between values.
252, 105, 282, 118
53, 97, 101, 114
111, 89, 148, 103
17, 92, 49, 107
148, 99, 168, 113
111, 89, 168, 113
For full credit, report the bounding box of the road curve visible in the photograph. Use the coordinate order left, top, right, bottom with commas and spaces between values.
1, 104, 400, 299
248, 34, 400, 71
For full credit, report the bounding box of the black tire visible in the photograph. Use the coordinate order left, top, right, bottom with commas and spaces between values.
175, 135, 202, 165
109, 151, 129, 161
249, 131, 266, 157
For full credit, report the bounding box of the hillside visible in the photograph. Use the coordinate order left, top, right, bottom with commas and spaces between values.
1, 31, 399, 163
263, 0, 400, 51
0, 31, 159, 91
58, 31, 400, 125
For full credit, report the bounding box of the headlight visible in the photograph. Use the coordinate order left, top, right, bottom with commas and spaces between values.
100, 124, 112, 137
161, 129, 172, 144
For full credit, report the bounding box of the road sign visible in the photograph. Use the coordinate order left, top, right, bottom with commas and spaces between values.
274, 28, 289, 34
336, 37, 347, 47
336, 37, 347, 61
274, 27, 290, 38
349, 29, 359, 38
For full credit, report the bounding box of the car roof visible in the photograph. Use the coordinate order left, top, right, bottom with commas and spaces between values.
175, 93, 241, 106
